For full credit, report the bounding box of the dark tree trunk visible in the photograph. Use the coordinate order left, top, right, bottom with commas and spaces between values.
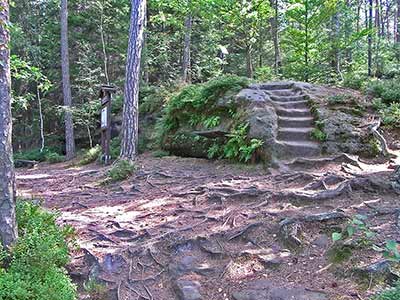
304, 0, 310, 82
397, 0, 400, 43
61, 0, 75, 160
269, 0, 281, 75
0, 0, 17, 249
368, 0, 373, 76
182, 12, 192, 83
120, 0, 146, 160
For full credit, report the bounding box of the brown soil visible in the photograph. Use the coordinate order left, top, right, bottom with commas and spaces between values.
16, 151, 400, 300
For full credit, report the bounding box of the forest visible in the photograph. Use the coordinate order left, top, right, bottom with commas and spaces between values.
0, 0, 400, 299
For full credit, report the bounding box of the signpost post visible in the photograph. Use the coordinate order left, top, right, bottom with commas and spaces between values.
99, 85, 116, 165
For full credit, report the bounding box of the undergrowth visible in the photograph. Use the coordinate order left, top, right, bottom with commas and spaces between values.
14, 147, 65, 164
376, 283, 400, 300
104, 160, 136, 184
78, 145, 101, 166
372, 99, 400, 128
0, 201, 77, 300
367, 79, 400, 104
159, 76, 263, 162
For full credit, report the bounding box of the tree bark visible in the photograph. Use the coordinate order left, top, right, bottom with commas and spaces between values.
120, 0, 146, 161
0, 0, 18, 249
37, 86, 45, 152
269, 0, 281, 75
397, 0, 400, 43
246, 44, 254, 78
61, 0, 75, 160
182, 12, 192, 83
368, 0, 373, 76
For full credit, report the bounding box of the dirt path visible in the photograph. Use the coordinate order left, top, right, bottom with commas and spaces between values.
16, 153, 400, 300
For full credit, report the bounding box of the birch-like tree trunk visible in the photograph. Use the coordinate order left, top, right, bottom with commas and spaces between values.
182, 13, 192, 83
0, 0, 18, 249
61, 0, 76, 160
120, 0, 146, 161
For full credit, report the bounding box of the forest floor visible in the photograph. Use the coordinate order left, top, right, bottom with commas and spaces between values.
16, 151, 400, 300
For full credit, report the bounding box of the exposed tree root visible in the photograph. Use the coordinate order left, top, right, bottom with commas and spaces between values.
368, 118, 390, 156
284, 153, 362, 169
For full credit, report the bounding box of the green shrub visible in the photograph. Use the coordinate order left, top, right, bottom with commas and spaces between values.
311, 128, 327, 142
0, 201, 77, 300
152, 150, 170, 158
159, 76, 255, 163
110, 137, 121, 160
327, 94, 357, 106
367, 79, 400, 104
78, 145, 101, 165
45, 152, 65, 164
14, 147, 62, 163
223, 124, 264, 162
160, 75, 250, 135
342, 72, 368, 90
104, 160, 136, 184
376, 283, 400, 300
381, 103, 400, 128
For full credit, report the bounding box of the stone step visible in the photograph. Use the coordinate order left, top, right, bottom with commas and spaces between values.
257, 82, 294, 90
276, 108, 312, 118
273, 100, 309, 110
278, 116, 314, 127
278, 127, 314, 141
275, 141, 320, 157
271, 95, 307, 102
267, 89, 297, 97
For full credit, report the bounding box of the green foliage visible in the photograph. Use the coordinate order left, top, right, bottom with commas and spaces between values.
44, 152, 65, 164
203, 116, 221, 129
110, 137, 121, 160
83, 279, 108, 300
342, 73, 368, 90
376, 283, 400, 300
311, 128, 327, 142
151, 150, 170, 158
372, 99, 400, 128
332, 215, 400, 265
0, 201, 77, 300
367, 80, 400, 104
327, 94, 356, 106
161, 75, 249, 134
223, 124, 264, 162
78, 145, 102, 165
104, 160, 136, 184
332, 214, 375, 246
369, 138, 381, 157
14, 148, 63, 163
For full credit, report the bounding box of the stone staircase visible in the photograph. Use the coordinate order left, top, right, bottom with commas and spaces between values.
259, 82, 321, 158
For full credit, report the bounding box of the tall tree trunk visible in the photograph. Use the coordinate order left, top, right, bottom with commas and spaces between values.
304, 0, 310, 82
100, 0, 110, 85
0, 0, 17, 249
37, 86, 45, 152
120, 0, 146, 161
61, 0, 75, 160
246, 44, 254, 78
397, 0, 400, 43
182, 12, 192, 83
368, 0, 373, 76
269, 0, 281, 75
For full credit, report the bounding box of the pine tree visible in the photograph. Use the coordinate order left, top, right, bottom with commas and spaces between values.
61, 0, 76, 160
120, 0, 147, 160
0, 0, 18, 249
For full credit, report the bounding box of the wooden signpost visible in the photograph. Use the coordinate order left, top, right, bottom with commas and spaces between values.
99, 85, 116, 165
